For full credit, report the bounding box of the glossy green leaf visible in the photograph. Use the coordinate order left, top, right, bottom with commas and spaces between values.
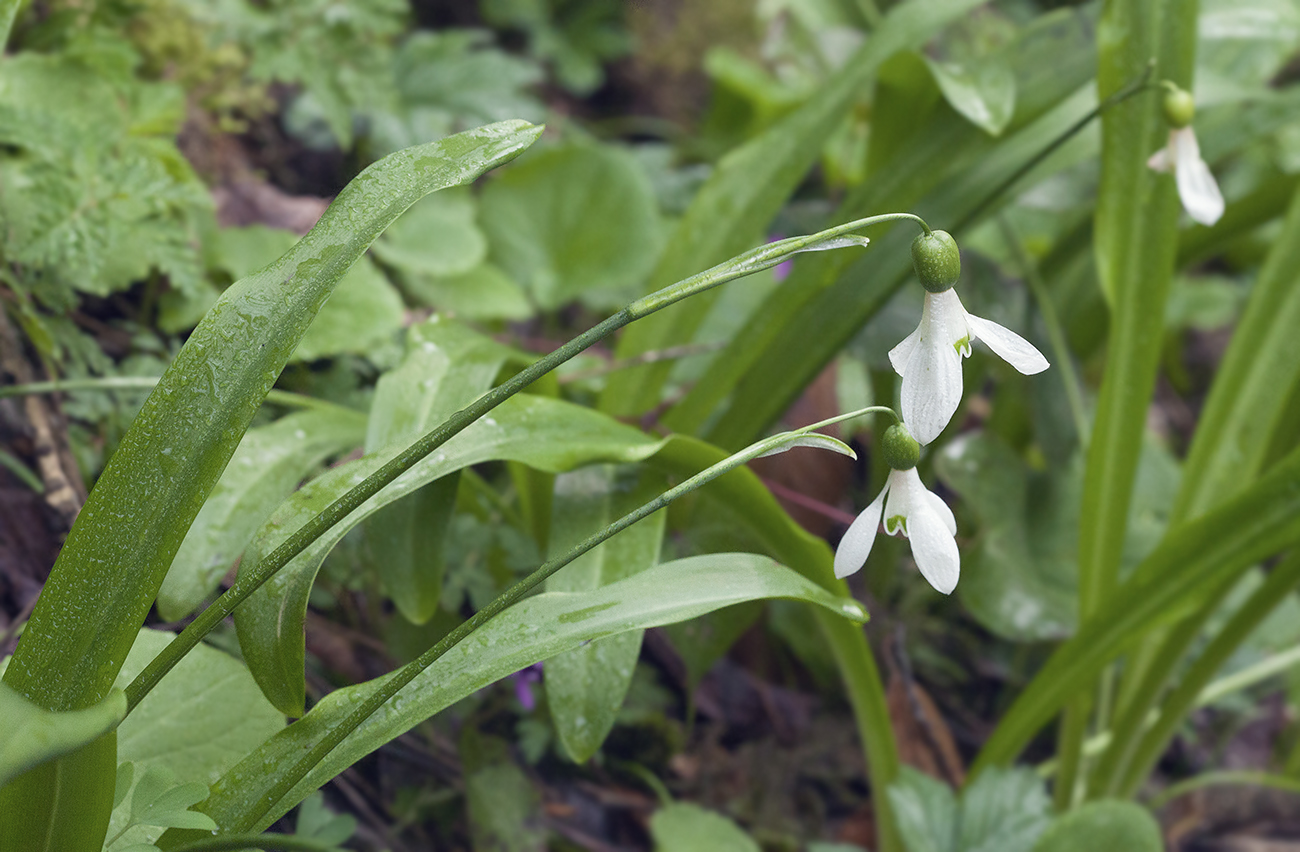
649, 802, 759, 852
172, 553, 865, 833
209, 226, 407, 364
365, 316, 518, 453
370, 188, 486, 277
601, 0, 985, 418
291, 256, 405, 363
398, 261, 533, 321
1031, 802, 1161, 852
480, 143, 662, 310
925, 56, 1017, 136
105, 629, 284, 849
544, 466, 666, 762
0, 122, 539, 848
157, 407, 368, 621
236, 394, 663, 716
0, 120, 542, 717
0, 682, 125, 788
362, 318, 519, 624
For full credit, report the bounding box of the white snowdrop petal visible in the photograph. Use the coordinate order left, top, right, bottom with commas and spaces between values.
908, 506, 961, 595
925, 489, 957, 537
964, 314, 1049, 375
1147, 143, 1174, 173
900, 335, 964, 445
834, 487, 887, 579
882, 468, 918, 534
889, 323, 923, 376
1172, 128, 1225, 226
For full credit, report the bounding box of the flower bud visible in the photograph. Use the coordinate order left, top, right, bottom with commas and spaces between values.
911, 230, 961, 293
1162, 86, 1195, 129
881, 423, 920, 470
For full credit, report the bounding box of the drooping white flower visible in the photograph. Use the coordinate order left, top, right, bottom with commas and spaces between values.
888, 288, 1049, 445
1147, 126, 1224, 227
833, 466, 959, 594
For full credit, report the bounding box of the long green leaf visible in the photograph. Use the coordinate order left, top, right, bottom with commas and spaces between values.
544, 466, 666, 763
1055, 0, 1197, 804
599, 0, 984, 418
971, 445, 1300, 772
671, 8, 1099, 446
1172, 187, 1300, 521
1, 120, 541, 714
235, 395, 663, 716
168, 554, 864, 835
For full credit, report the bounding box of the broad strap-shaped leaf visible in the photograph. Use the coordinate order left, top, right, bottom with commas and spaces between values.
172, 554, 867, 834
1, 120, 542, 715
157, 406, 368, 621
0, 683, 125, 788
544, 466, 666, 762
236, 395, 664, 716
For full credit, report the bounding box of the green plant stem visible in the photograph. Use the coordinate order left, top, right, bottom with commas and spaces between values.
1146, 771, 1300, 811
1041, 624, 1300, 779
167, 836, 344, 852
0, 0, 18, 49
1113, 551, 1300, 797
123, 215, 926, 712
0, 377, 349, 414
997, 216, 1090, 449
225, 407, 887, 831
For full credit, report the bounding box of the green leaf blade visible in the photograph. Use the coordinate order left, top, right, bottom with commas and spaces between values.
176, 553, 865, 834
2, 120, 542, 716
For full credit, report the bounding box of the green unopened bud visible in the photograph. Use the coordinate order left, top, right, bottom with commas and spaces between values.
881, 424, 920, 470
1162, 86, 1195, 129
911, 230, 961, 293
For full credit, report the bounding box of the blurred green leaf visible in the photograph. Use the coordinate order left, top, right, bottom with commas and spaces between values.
480, 143, 663, 310
371, 188, 486, 277
545, 465, 666, 762
602, 0, 984, 418
649, 802, 759, 852
292, 791, 356, 847
399, 262, 534, 321
462, 731, 547, 852
924, 56, 1017, 136
888, 766, 1050, 852
1031, 801, 1161, 852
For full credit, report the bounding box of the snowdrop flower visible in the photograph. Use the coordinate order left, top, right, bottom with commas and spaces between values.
1147, 85, 1224, 227
889, 230, 1049, 445
834, 424, 959, 594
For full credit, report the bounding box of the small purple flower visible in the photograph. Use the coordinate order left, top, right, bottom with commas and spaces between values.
511, 663, 543, 711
